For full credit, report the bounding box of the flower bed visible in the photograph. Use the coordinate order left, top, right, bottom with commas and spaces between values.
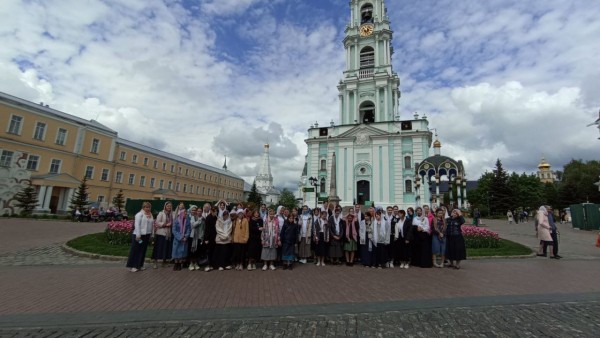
462, 225, 500, 248
105, 220, 134, 245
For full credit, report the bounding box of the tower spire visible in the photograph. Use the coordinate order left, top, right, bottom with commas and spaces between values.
222, 155, 228, 170
255, 143, 274, 193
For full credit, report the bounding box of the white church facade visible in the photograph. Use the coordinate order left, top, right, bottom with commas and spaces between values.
301, 0, 433, 209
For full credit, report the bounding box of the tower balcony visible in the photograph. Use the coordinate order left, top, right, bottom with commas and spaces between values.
359, 68, 374, 79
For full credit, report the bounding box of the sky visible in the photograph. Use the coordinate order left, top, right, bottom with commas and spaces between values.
1, 0, 599, 191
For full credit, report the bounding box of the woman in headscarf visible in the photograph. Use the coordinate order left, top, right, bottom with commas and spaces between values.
446, 209, 467, 269
261, 208, 280, 270
281, 213, 299, 270
297, 205, 313, 264
171, 203, 191, 271
247, 209, 264, 270
411, 207, 432, 268
536, 206, 555, 258
126, 202, 154, 272
214, 209, 233, 270
231, 210, 249, 270
203, 206, 218, 272
431, 208, 447, 268
359, 211, 374, 267
313, 208, 330, 267
328, 205, 346, 265
372, 210, 390, 268
398, 208, 414, 269
344, 210, 359, 266
187, 205, 205, 271
151, 201, 174, 268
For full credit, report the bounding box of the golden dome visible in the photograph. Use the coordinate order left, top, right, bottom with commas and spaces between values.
264, 143, 270, 149
433, 139, 441, 148
538, 157, 551, 169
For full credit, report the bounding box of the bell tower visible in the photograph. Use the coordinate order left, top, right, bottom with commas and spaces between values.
338, 0, 400, 126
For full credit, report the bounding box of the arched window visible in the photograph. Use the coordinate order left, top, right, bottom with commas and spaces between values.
360, 101, 375, 124
404, 156, 412, 169
320, 178, 326, 193
320, 159, 327, 171
361, 4, 373, 24
405, 180, 413, 193
360, 47, 375, 69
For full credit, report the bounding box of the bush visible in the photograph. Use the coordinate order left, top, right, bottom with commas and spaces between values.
462, 225, 500, 248
104, 220, 134, 245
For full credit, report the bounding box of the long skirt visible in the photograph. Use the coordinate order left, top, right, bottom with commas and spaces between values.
387, 235, 396, 262
126, 234, 149, 269
412, 232, 433, 268
359, 242, 374, 266
314, 232, 327, 257
232, 243, 247, 264
151, 234, 172, 260
172, 238, 188, 260
261, 247, 277, 261
187, 239, 204, 263
282, 242, 295, 261
298, 238, 312, 258
398, 238, 412, 262
446, 235, 467, 261
375, 244, 388, 266
329, 239, 343, 258
391, 239, 403, 262
344, 239, 357, 252
247, 237, 262, 261
212, 243, 232, 268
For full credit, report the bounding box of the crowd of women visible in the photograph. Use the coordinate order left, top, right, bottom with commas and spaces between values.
126, 200, 467, 272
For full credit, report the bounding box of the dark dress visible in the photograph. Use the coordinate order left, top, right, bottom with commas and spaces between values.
398, 217, 414, 262
280, 219, 298, 261
328, 216, 346, 259
247, 217, 263, 261
446, 216, 467, 261
390, 215, 401, 262
411, 217, 433, 268
313, 218, 328, 257
151, 234, 172, 261
204, 214, 217, 268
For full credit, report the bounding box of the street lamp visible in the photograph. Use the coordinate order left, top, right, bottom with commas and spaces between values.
309, 176, 319, 210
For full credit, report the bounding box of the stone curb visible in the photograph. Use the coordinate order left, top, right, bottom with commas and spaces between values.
469, 251, 536, 260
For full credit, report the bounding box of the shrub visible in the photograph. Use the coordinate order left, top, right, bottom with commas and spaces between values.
105, 220, 134, 245
462, 225, 500, 248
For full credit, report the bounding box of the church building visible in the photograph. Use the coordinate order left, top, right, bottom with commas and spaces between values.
302, 0, 432, 209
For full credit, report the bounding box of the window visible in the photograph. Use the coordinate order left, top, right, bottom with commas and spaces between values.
203, 187, 206, 195
97, 196, 105, 203
150, 178, 155, 188
320, 159, 327, 171
360, 46, 375, 68
90, 138, 100, 153
33, 122, 46, 140
185, 168, 189, 176
56, 128, 67, 145
320, 178, 326, 193
178, 167, 182, 174
204, 174, 207, 180
0, 150, 14, 167
132, 154, 138, 164
207, 187, 210, 196
85, 166, 94, 179
115, 171, 123, 183
140, 176, 146, 187
120, 151, 126, 161
168, 181, 173, 190
183, 184, 187, 193
404, 156, 412, 169
26, 155, 39, 171
143, 157, 148, 166
49, 159, 61, 174
176, 182, 180, 192
101, 169, 109, 181
196, 186, 199, 195
128, 174, 135, 185
162, 162, 166, 171
159, 179, 164, 189
359, 101, 375, 124
8, 115, 23, 135
170, 165, 174, 173
153, 160, 158, 169
405, 180, 413, 193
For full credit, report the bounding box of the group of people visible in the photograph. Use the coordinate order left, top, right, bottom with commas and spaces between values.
535, 205, 562, 259
126, 200, 468, 272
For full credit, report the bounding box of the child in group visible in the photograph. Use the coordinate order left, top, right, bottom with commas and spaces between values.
261, 209, 280, 271
281, 214, 299, 270
313, 209, 330, 266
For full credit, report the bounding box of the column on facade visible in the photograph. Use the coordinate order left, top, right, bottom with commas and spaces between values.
354, 43, 359, 72
456, 178, 463, 208
448, 176, 454, 206
339, 94, 344, 124
66, 188, 75, 211
375, 38, 379, 67
384, 84, 389, 120
375, 88, 380, 121
393, 89, 398, 116
354, 89, 358, 121
463, 181, 468, 208
435, 175, 440, 199
42, 186, 53, 210
345, 90, 350, 123
36, 185, 48, 209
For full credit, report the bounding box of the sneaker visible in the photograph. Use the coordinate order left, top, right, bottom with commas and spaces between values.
247, 264, 252, 270
321, 262, 326, 266
218, 267, 224, 271
204, 266, 212, 272
316, 262, 321, 267
389, 262, 394, 268
269, 265, 276, 271
130, 268, 138, 272
225, 266, 232, 270
252, 264, 257, 270
153, 263, 158, 269
262, 265, 268, 271
194, 264, 201, 270
140, 267, 147, 271
189, 264, 195, 271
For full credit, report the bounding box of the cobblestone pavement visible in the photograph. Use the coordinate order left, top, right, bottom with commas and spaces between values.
2, 301, 599, 337
0, 244, 111, 266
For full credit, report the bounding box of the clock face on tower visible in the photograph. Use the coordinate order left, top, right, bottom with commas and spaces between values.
359, 24, 374, 37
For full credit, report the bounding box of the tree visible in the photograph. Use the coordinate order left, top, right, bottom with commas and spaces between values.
247, 180, 262, 206
278, 188, 297, 211
508, 172, 544, 210
70, 176, 90, 211
466, 172, 494, 216
489, 159, 512, 215
14, 181, 39, 216
112, 189, 125, 211
559, 159, 600, 205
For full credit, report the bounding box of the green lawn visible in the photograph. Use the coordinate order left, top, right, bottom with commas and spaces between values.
467, 239, 532, 257
68, 233, 532, 259
67, 233, 154, 258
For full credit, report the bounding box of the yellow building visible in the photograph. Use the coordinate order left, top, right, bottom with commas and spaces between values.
0, 91, 244, 215
536, 157, 556, 184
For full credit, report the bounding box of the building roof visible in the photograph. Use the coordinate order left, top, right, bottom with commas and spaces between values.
116, 138, 243, 181
0, 91, 117, 135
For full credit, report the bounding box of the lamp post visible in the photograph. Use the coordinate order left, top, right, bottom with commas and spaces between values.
309, 176, 319, 210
